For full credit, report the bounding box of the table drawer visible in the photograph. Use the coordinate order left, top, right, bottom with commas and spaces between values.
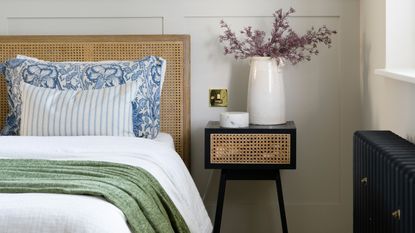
204, 121, 296, 169
210, 133, 291, 165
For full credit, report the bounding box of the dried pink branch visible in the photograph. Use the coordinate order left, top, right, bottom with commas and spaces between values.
219, 7, 337, 65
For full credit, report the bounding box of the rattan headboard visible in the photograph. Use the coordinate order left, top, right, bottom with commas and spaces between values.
0, 35, 190, 168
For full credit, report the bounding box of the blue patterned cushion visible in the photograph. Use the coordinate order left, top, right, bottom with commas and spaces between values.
2, 55, 166, 139
0, 63, 4, 75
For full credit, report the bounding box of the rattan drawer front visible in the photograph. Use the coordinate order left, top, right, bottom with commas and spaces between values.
210, 133, 291, 164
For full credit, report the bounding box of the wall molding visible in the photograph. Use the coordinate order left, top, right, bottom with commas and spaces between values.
6, 16, 164, 35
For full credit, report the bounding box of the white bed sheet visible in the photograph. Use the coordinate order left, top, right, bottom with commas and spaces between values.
0, 136, 212, 233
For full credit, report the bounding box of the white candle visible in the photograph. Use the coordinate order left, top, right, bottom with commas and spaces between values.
220, 112, 249, 128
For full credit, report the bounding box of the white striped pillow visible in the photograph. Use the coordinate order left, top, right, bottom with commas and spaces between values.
20, 80, 138, 136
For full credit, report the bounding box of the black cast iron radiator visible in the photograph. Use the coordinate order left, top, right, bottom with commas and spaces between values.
354, 131, 415, 233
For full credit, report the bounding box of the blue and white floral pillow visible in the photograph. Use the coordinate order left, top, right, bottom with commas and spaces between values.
2, 55, 166, 139
0, 63, 4, 75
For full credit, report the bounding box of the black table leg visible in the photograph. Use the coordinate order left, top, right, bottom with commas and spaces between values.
213, 170, 227, 233
275, 170, 288, 233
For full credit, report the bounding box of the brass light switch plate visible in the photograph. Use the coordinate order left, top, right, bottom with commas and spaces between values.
209, 89, 228, 107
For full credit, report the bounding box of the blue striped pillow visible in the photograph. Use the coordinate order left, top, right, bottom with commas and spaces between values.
20, 81, 138, 136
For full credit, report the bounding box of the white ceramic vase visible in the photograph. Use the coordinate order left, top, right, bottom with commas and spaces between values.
247, 56, 286, 125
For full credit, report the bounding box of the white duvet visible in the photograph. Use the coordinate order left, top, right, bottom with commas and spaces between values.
0, 135, 212, 233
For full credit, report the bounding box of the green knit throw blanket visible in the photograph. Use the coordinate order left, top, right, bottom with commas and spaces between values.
0, 159, 190, 233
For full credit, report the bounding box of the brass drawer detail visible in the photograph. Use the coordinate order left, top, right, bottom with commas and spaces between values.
210, 133, 291, 164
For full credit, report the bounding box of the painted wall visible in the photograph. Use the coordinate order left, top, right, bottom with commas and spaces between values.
361, 0, 415, 140
0, 0, 360, 232
385, 0, 415, 68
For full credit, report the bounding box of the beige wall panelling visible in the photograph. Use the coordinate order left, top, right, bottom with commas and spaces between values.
186, 1, 359, 232
0, 0, 360, 232
7, 17, 163, 35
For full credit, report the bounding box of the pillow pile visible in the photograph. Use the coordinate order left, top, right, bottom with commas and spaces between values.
1, 55, 166, 139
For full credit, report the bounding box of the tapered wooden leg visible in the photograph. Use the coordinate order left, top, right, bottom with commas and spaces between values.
276, 170, 288, 233
213, 170, 227, 233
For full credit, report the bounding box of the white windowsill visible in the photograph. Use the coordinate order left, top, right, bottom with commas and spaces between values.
375, 68, 415, 84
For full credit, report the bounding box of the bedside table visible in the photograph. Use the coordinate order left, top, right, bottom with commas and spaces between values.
205, 121, 296, 233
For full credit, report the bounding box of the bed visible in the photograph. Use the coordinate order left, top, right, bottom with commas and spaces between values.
0, 35, 212, 233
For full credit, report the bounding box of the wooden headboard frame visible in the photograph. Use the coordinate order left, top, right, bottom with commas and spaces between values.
0, 35, 191, 168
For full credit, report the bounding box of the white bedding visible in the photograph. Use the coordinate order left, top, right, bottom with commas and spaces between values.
0, 135, 212, 233
154, 132, 175, 149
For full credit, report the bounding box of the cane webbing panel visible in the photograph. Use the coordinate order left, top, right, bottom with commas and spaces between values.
0, 35, 190, 168
210, 133, 291, 164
